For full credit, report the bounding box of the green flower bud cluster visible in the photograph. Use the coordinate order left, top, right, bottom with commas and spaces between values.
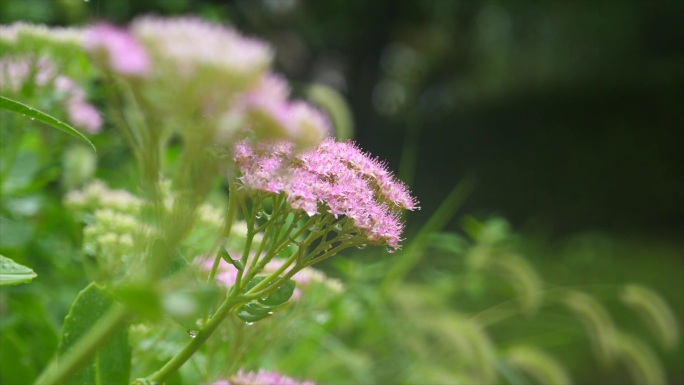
65, 181, 256, 280
65, 180, 143, 216
82, 209, 139, 276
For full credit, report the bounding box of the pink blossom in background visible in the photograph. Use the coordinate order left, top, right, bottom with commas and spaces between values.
240, 74, 293, 136
130, 16, 272, 81
65, 98, 103, 134
0, 56, 103, 133
54, 75, 103, 133
0, 56, 55, 91
233, 74, 331, 147
85, 23, 149, 76
208, 369, 315, 385
287, 101, 331, 148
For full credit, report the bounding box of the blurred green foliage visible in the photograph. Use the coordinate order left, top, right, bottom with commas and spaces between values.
1, 1, 682, 384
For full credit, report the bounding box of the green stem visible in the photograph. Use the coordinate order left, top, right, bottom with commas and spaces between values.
33, 304, 130, 385
146, 295, 244, 383
241, 212, 305, 287
247, 196, 285, 275
242, 250, 300, 298
302, 240, 360, 268
144, 211, 348, 383
208, 181, 240, 284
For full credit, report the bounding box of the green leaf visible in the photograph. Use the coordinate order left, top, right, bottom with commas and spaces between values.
219, 247, 244, 271
58, 282, 131, 384
0, 255, 37, 286
260, 279, 296, 307
236, 276, 296, 322
112, 284, 162, 321
0, 95, 96, 153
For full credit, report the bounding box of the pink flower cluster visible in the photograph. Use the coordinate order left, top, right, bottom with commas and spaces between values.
234, 139, 418, 250
235, 74, 331, 148
131, 16, 272, 82
211, 369, 315, 385
0, 56, 102, 133
84, 23, 149, 76
83, 17, 329, 148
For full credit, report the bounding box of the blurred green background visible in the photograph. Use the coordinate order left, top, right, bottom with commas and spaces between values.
3, 0, 682, 236
1, 0, 682, 384
0, 0, 684, 236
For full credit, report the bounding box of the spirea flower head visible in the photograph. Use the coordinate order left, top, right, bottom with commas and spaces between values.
234, 139, 418, 251
130, 16, 272, 91
0, 22, 83, 53
210, 369, 315, 385
0, 22, 88, 81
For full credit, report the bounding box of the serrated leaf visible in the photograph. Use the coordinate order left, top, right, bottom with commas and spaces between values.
260, 279, 295, 307
236, 276, 296, 322
0, 255, 37, 286
236, 308, 267, 323
58, 282, 131, 384
0, 95, 96, 153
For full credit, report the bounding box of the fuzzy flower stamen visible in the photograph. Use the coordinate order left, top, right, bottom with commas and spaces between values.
234, 138, 418, 251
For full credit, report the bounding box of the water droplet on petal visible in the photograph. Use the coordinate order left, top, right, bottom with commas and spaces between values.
386, 247, 397, 254
187, 330, 198, 338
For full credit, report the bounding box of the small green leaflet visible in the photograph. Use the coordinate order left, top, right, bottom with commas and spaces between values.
0, 95, 96, 153
58, 282, 131, 384
0, 255, 37, 286
236, 276, 296, 322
